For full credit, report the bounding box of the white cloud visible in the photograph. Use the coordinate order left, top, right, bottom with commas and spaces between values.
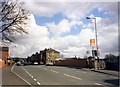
46, 18, 83, 37
7, 2, 118, 58
22, 2, 96, 20
9, 14, 50, 57
79, 28, 95, 45
46, 19, 71, 37
63, 46, 87, 58
98, 21, 118, 56
10, 15, 95, 58
23, 1, 65, 17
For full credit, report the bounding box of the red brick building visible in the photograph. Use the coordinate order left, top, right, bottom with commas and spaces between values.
0, 47, 9, 68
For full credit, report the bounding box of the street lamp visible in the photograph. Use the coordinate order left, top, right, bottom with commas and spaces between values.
86, 17, 99, 70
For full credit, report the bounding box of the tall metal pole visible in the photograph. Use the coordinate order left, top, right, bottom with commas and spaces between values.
86, 17, 99, 70
94, 18, 99, 70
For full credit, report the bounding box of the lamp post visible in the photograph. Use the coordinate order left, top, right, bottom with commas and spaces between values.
86, 17, 99, 70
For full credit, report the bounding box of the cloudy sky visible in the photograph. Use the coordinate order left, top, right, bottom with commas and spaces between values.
8, 0, 119, 58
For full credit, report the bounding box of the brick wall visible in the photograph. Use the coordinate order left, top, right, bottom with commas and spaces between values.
54, 59, 87, 68
0, 47, 9, 68
0, 59, 5, 68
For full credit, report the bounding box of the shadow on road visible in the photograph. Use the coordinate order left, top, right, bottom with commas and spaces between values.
104, 79, 119, 86
53, 65, 83, 69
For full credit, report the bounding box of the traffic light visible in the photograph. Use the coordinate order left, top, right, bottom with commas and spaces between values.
92, 50, 98, 56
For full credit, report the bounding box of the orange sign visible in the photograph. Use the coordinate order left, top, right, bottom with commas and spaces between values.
90, 39, 95, 46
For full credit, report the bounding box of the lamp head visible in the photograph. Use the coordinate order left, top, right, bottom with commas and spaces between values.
86, 17, 95, 19
86, 17, 91, 19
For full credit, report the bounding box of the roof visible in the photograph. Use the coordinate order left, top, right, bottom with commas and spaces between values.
0, 47, 9, 51
45, 48, 60, 53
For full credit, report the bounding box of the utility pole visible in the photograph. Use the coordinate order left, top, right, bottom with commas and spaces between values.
86, 17, 99, 70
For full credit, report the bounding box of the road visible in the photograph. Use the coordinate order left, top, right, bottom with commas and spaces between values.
2, 66, 29, 87
10, 64, 119, 87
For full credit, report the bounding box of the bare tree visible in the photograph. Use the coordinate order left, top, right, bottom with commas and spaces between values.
0, 0, 29, 42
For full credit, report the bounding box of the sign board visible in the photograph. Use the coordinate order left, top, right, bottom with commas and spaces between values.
90, 39, 95, 46
92, 50, 98, 56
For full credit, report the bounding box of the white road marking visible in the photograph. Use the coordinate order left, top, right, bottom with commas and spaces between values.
29, 74, 32, 76
22, 67, 41, 85
22, 67, 30, 75
98, 74, 103, 76
82, 68, 90, 70
44, 68, 47, 70
64, 74, 82, 80
11, 64, 32, 87
53, 67, 62, 68
51, 70, 59, 73
31, 76, 34, 78
37, 82, 41, 85
30, 66, 41, 68
82, 71, 87, 73
89, 73, 94, 75
94, 83, 102, 85
34, 79, 36, 81
110, 76, 118, 79
22, 67, 34, 80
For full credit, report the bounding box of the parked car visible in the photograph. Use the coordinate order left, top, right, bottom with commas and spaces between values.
34, 62, 38, 65
45, 61, 53, 66
16, 61, 22, 66
16, 61, 28, 66
22, 62, 28, 66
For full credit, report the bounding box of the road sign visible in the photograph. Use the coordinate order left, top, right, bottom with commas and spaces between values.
90, 39, 95, 46
92, 50, 98, 56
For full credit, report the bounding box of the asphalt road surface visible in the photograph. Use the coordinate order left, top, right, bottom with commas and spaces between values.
2, 66, 29, 87
9, 64, 118, 87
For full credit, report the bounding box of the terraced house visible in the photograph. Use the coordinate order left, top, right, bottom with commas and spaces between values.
40, 48, 60, 65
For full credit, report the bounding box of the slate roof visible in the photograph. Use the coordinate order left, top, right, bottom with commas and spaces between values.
45, 48, 60, 53
0, 47, 9, 51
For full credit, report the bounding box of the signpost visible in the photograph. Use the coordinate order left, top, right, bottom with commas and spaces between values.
87, 17, 100, 70
90, 39, 95, 46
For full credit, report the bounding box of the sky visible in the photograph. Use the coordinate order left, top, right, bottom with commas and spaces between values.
3, 0, 119, 58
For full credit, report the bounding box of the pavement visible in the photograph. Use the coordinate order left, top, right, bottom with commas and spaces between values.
91, 69, 119, 77
83, 68, 120, 77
